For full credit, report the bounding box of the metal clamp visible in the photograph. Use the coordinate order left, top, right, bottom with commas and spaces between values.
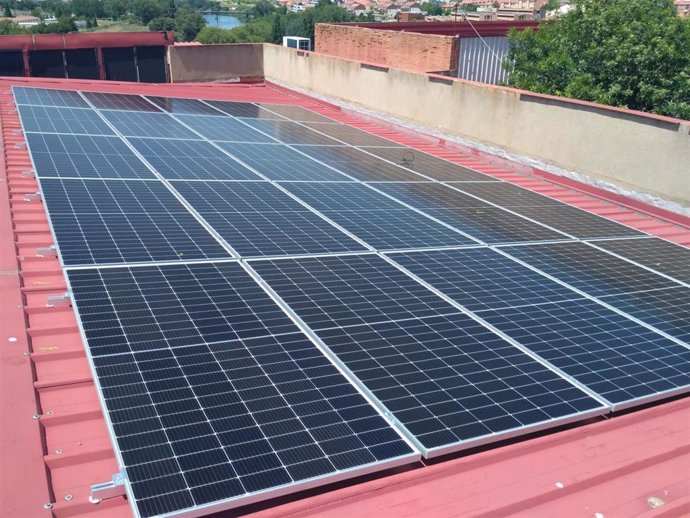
24, 192, 42, 202
37, 244, 56, 258
89, 470, 127, 504
47, 292, 71, 308
21, 170, 35, 178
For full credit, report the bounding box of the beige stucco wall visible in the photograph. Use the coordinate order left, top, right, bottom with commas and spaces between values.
263, 44, 690, 208
169, 44, 264, 83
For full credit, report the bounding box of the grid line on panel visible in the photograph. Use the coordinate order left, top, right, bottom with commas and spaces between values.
250, 254, 605, 453
171, 181, 368, 258
301, 122, 406, 148
128, 138, 262, 181
147, 96, 226, 115
204, 100, 288, 119
101, 110, 202, 139
239, 119, 344, 146
40, 178, 230, 266
13, 86, 89, 107
17, 105, 116, 135
277, 182, 478, 250
67, 262, 416, 517
359, 146, 496, 182
24, 133, 156, 179
591, 238, 690, 285
216, 143, 354, 182
259, 104, 338, 123
177, 114, 278, 143
83, 92, 164, 112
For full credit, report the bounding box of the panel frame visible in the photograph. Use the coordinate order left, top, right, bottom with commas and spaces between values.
245, 254, 610, 458
62, 260, 421, 518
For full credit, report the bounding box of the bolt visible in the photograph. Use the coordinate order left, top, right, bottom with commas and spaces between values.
46, 410, 54, 415
8, 337, 17, 343
32, 414, 41, 420
43, 503, 53, 510
64, 495, 73, 501
23, 352, 31, 356
88, 496, 101, 505
55, 448, 63, 455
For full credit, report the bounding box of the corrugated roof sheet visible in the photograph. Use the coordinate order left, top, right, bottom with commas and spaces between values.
1, 77, 688, 518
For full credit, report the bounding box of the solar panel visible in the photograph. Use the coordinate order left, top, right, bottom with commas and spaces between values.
456, 182, 566, 207
83, 92, 163, 112
593, 238, 690, 284
501, 242, 680, 297
67, 262, 417, 517
101, 110, 200, 139
13, 86, 89, 107
423, 207, 568, 244
373, 182, 493, 209
176, 114, 276, 143
171, 181, 368, 257
240, 120, 343, 146
216, 143, 351, 181
41, 178, 230, 265
205, 100, 287, 119
294, 146, 431, 182
502, 205, 644, 239
302, 122, 405, 147
477, 300, 690, 407
250, 255, 605, 454
278, 182, 478, 250
25, 133, 156, 179
128, 138, 261, 181
598, 288, 690, 344
388, 248, 583, 312
147, 96, 223, 115
360, 146, 496, 182
17, 105, 115, 135
260, 104, 336, 123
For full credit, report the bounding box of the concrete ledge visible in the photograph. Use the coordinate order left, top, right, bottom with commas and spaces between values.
168, 44, 264, 83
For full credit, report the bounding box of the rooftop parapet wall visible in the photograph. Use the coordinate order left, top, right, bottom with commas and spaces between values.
262, 44, 690, 209
315, 24, 459, 73
168, 43, 264, 83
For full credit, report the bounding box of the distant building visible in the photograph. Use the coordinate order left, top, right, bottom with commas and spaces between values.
0, 15, 41, 26
676, 0, 690, 17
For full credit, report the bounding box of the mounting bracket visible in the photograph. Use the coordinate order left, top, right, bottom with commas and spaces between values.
47, 292, 71, 308
89, 470, 127, 504
36, 244, 56, 258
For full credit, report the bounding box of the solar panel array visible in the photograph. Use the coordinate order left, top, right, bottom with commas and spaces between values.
15, 86, 690, 518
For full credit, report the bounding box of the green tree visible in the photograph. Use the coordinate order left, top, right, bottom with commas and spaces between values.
167, 0, 176, 18
252, 0, 274, 17
72, 0, 104, 19
103, 0, 130, 19
3, 2, 12, 17
506, 0, 690, 119
195, 25, 235, 43
0, 19, 24, 34
421, 2, 442, 15
271, 12, 282, 44
133, 0, 165, 23
30, 16, 77, 33
175, 6, 205, 40
149, 16, 175, 30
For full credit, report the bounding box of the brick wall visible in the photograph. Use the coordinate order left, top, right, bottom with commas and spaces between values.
315, 24, 458, 73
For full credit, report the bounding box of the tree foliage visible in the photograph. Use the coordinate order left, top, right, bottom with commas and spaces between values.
506, 0, 690, 120
175, 6, 205, 40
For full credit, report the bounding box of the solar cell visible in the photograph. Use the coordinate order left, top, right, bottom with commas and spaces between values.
502, 205, 644, 239
216, 143, 351, 181
477, 300, 690, 407
294, 146, 431, 182
373, 182, 492, 209
260, 104, 337, 122
13, 86, 89, 107
171, 181, 368, 257
176, 114, 276, 142
361, 146, 495, 182
41, 178, 230, 265
593, 238, 690, 284
501, 242, 680, 297
83, 92, 163, 112
128, 138, 261, 181
67, 262, 416, 517
17, 105, 115, 135
25, 133, 155, 179
251, 255, 605, 454
302, 122, 405, 147
388, 248, 583, 312
240, 120, 343, 146
456, 182, 566, 207
278, 182, 478, 249
204, 100, 287, 119
101, 110, 200, 139
147, 96, 224, 115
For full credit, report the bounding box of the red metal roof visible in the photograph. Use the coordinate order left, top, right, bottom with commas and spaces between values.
1, 76, 688, 518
